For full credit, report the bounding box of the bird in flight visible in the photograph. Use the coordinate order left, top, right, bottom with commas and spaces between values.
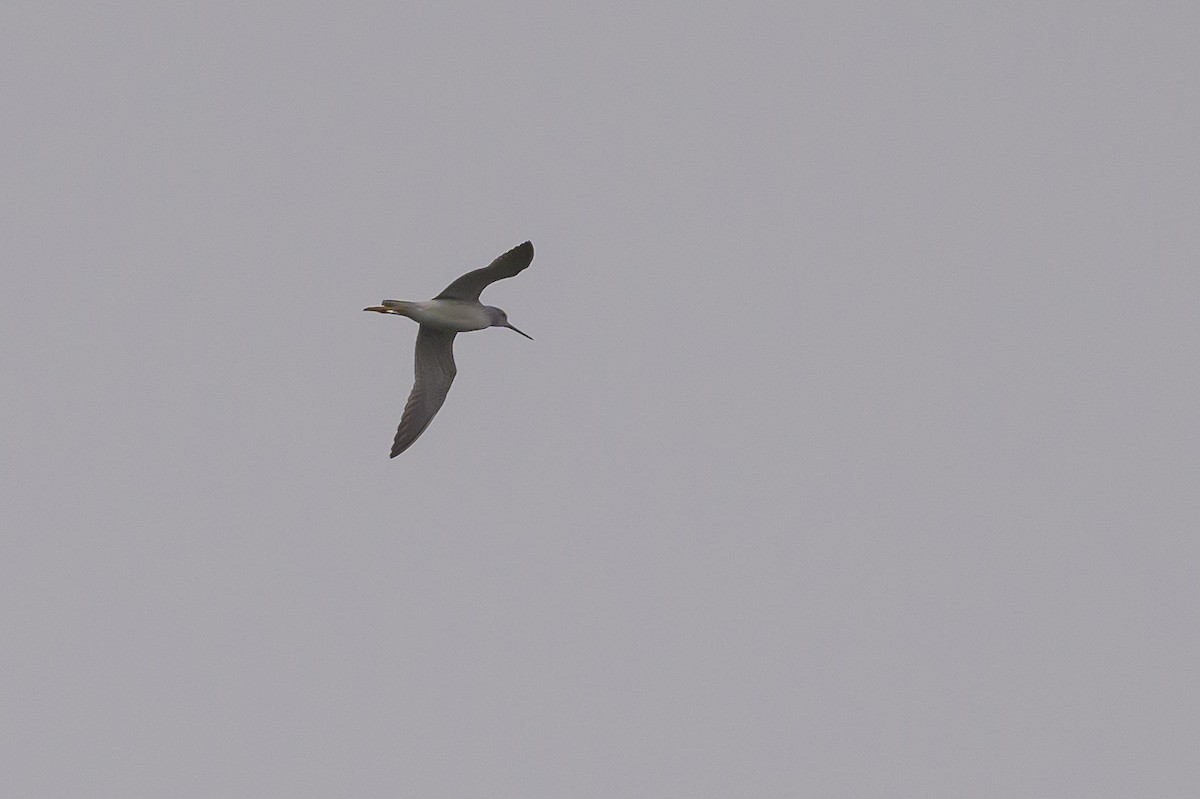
364, 241, 535, 457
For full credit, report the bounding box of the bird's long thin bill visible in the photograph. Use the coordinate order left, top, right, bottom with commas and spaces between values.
506, 323, 533, 340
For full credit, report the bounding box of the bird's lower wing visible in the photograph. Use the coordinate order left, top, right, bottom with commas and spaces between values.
391, 327, 457, 457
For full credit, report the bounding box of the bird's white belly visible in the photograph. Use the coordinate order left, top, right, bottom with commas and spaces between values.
404, 300, 492, 331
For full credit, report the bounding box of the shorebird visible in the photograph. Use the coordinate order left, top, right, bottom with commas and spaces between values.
364, 241, 534, 457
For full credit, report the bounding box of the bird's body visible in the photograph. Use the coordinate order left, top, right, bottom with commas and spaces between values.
365, 241, 534, 457
375, 299, 500, 331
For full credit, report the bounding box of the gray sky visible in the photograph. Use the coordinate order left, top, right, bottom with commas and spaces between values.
3, 2, 1198, 797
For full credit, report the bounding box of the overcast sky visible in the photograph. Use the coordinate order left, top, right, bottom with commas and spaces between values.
3, 2, 1198, 797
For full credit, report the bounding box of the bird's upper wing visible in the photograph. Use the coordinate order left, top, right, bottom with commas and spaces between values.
433, 241, 534, 301
391, 327, 457, 457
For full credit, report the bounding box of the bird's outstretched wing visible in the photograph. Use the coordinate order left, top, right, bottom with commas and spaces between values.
434, 241, 534, 302
391, 326, 457, 457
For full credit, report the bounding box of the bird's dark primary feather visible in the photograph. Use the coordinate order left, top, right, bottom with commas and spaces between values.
434, 241, 534, 302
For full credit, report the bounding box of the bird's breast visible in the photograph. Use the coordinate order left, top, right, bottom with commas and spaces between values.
405, 300, 492, 332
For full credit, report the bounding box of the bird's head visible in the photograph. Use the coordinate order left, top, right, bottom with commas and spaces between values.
486, 307, 533, 339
